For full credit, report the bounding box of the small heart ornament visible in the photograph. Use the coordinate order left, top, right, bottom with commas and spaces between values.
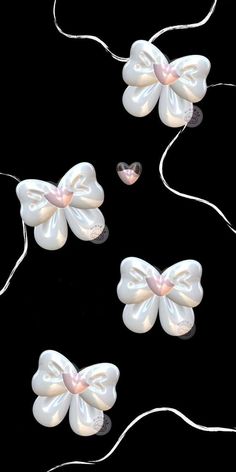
116, 162, 142, 185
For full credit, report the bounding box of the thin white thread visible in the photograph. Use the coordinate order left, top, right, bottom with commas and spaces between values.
0, 173, 28, 296
53, 1, 217, 61
149, 0, 218, 43
53, 0, 128, 62
208, 83, 236, 88
46, 406, 235, 471
159, 83, 236, 234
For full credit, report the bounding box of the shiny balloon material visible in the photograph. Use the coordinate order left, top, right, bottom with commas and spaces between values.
122, 40, 210, 127
16, 163, 105, 250
32, 350, 119, 436
117, 257, 203, 336
116, 162, 142, 185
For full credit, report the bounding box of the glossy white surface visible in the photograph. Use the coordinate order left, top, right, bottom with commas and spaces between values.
32, 350, 119, 436
117, 257, 203, 335
16, 163, 105, 250
122, 40, 210, 127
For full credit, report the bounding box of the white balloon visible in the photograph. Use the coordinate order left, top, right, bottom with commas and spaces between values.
32, 350, 120, 436
16, 179, 57, 227
122, 40, 210, 127
123, 83, 162, 118
34, 210, 68, 250
64, 207, 105, 241
158, 86, 193, 128
159, 297, 195, 336
33, 393, 71, 428
117, 257, 203, 336
79, 363, 119, 411
123, 297, 159, 334
69, 395, 104, 436
16, 162, 105, 250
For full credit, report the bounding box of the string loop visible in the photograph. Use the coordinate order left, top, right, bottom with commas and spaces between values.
53, 0, 218, 60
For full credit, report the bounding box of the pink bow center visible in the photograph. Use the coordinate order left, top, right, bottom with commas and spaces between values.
146, 275, 174, 296
45, 188, 74, 208
153, 63, 180, 85
62, 372, 89, 394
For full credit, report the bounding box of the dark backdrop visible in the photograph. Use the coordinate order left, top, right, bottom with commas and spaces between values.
1, 1, 235, 470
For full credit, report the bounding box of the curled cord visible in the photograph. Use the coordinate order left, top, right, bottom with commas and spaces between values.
53, 0, 217, 61
46, 406, 235, 471
53, 0, 128, 62
0, 173, 28, 296
149, 0, 218, 42
159, 83, 236, 234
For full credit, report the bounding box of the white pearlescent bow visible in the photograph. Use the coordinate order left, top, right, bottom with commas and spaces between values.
122, 40, 211, 127
32, 350, 120, 436
16, 162, 105, 250
117, 257, 203, 336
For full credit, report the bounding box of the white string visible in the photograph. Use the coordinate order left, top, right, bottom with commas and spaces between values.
149, 0, 218, 42
159, 83, 236, 234
53, 0, 217, 61
53, 0, 128, 62
46, 406, 235, 471
0, 173, 28, 296
208, 83, 236, 88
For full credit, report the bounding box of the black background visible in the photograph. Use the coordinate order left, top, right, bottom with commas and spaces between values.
1, 0, 235, 470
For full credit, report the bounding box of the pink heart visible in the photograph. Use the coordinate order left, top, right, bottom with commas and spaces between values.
116, 162, 142, 186
62, 372, 89, 394
153, 63, 180, 85
146, 275, 174, 296
45, 188, 73, 208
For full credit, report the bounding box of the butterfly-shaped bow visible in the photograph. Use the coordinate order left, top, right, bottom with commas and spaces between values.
122, 40, 211, 127
32, 350, 119, 436
16, 162, 105, 250
117, 257, 203, 336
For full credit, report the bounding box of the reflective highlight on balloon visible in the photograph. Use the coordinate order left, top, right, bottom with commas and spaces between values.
116, 162, 142, 185
117, 257, 203, 336
32, 350, 119, 436
16, 162, 105, 250
122, 40, 210, 127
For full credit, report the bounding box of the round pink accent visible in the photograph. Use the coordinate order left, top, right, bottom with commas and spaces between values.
117, 170, 140, 185
146, 275, 174, 296
153, 63, 180, 85
116, 162, 142, 186
62, 372, 89, 394
45, 188, 73, 208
